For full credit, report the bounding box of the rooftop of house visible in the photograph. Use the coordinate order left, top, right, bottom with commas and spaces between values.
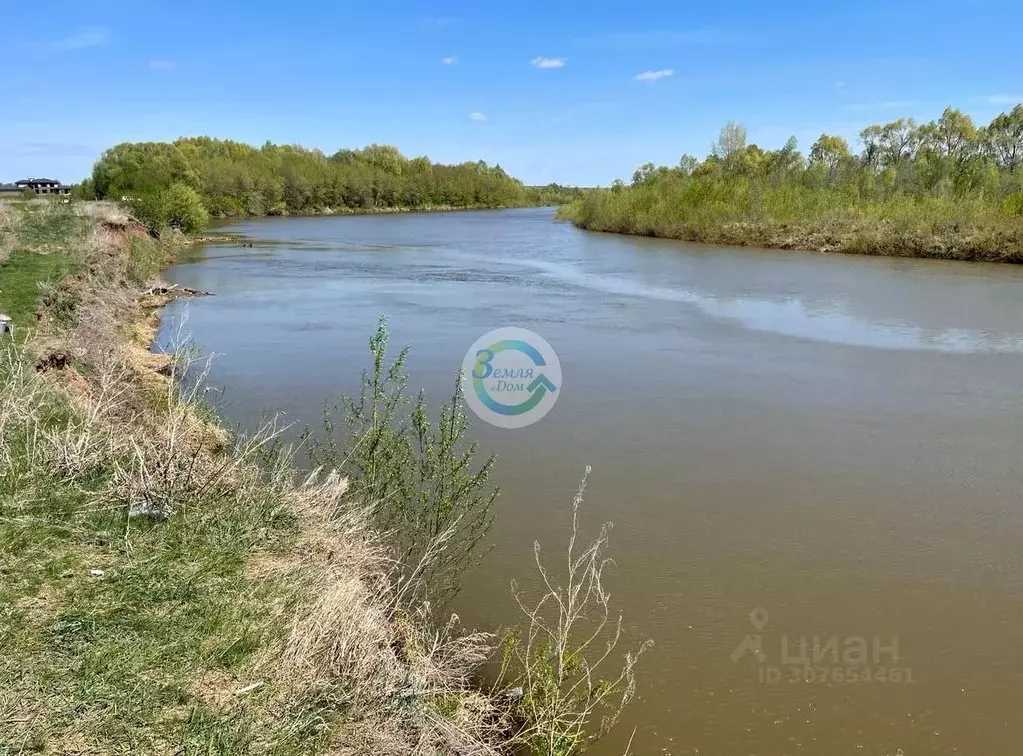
16, 178, 62, 185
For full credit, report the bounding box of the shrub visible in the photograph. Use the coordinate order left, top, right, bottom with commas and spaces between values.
306, 317, 498, 606
1001, 192, 1023, 217
125, 191, 169, 233
163, 183, 209, 232
125, 183, 209, 234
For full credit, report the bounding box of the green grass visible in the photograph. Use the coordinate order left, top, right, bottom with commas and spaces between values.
0, 202, 89, 328
0, 249, 77, 325
0, 468, 308, 752
0, 320, 318, 753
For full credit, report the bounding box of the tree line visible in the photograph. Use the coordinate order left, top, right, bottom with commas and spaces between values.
79, 137, 580, 232
560, 103, 1023, 262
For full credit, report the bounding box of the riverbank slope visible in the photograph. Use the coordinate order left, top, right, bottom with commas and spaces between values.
0, 201, 512, 754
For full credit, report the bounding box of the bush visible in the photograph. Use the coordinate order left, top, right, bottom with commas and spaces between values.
125, 183, 209, 234
125, 191, 166, 232
1001, 192, 1023, 217
163, 183, 209, 232
306, 317, 498, 606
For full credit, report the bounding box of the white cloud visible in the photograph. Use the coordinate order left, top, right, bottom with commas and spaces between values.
441, 56, 458, 65
634, 69, 674, 83
469, 112, 488, 122
834, 81, 846, 89
986, 94, 1022, 105
53, 26, 110, 50
531, 56, 566, 69
149, 59, 177, 70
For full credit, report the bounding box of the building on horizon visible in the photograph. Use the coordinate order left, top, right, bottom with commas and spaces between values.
14, 178, 71, 195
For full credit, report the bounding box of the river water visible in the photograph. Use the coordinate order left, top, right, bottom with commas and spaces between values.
159, 207, 1023, 755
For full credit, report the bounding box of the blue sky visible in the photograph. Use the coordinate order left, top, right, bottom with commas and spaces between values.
2, 0, 1020, 186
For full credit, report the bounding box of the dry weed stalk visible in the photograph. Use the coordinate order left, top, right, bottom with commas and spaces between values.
0, 339, 59, 479
0, 202, 17, 262
37, 359, 133, 482
505, 466, 651, 756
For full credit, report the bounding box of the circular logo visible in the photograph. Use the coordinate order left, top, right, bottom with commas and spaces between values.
461, 327, 562, 429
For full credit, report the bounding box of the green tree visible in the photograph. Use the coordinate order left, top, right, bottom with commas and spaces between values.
91, 136, 534, 219
935, 107, 979, 166
678, 154, 699, 176
70, 178, 96, 201
809, 134, 851, 172
632, 162, 657, 185
93, 142, 198, 199
986, 104, 1023, 172
860, 119, 919, 168
163, 184, 209, 232
766, 136, 804, 178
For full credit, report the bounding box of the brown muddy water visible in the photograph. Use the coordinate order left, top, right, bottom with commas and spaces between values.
158, 207, 1023, 755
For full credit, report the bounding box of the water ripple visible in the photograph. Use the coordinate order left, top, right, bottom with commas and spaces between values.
506, 258, 1023, 354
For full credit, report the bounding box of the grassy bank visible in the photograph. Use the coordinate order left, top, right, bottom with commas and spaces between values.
559, 105, 1023, 262
0, 200, 644, 754
558, 183, 1023, 262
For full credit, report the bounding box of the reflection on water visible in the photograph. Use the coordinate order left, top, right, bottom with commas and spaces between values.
162, 208, 1023, 756
505, 257, 1023, 353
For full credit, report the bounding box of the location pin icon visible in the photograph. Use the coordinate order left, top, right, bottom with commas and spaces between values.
750, 607, 769, 631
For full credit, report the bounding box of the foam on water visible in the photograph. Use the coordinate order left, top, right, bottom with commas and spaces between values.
506, 258, 1023, 354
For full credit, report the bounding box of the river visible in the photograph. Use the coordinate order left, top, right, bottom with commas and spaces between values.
159, 207, 1023, 755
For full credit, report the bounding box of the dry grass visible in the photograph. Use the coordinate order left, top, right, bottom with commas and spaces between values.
0, 201, 18, 263
270, 468, 512, 754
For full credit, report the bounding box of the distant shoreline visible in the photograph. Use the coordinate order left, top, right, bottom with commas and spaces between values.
556, 100, 1023, 265
210, 201, 554, 221
557, 205, 1023, 264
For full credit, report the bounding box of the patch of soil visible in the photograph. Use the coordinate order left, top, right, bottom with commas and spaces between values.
35, 351, 71, 372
